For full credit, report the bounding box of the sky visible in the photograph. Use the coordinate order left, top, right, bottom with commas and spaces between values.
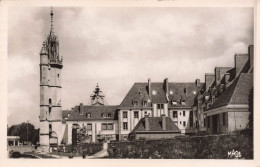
7, 7, 253, 128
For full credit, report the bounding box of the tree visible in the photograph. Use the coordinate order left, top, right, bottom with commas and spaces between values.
7, 122, 39, 145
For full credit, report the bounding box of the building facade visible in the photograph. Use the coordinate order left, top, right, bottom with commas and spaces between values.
194, 45, 254, 134
39, 10, 254, 147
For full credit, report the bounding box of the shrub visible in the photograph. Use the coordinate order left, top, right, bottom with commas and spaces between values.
11, 152, 21, 158
107, 133, 253, 159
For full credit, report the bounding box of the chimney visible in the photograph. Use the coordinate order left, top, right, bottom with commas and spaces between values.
215, 67, 221, 86
164, 78, 169, 95
148, 78, 151, 96
215, 67, 231, 86
162, 114, 166, 130
79, 103, 83, 115
145, 115, 150, 131
195, 79, 200, 86
224, 73, 230, 84
205, 73, 215, 91
248, 45, 254, 68
235, 54, 248, 75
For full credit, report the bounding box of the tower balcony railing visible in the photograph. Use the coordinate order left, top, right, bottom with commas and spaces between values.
49, 59, 62, 65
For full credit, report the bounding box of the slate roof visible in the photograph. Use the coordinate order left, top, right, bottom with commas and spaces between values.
208, 73, 253, 110
168, 83, 204, 108
130, 116, 181, 133
65, 105, 119, 121
119, 82, 204, 108
62, 110, 71, 123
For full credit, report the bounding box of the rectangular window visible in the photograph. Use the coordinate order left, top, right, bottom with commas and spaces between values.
180, 121, 182, 125
157, 104, 161, 109
161, 104, 164, 109
143, 101, 147, 106
204, 118, 206, 127
107, 123, 113, 130
102, 123, 113, 130
123, 122, 128, 130
223, 113, 225, 126
173, 111, 177, 118
87, 124, 92, 131
183, 111, 186, 116
123, 112, 127, 118
49, 124, 52, 132
183, 121, 186, 127
134, 111, 139, 118
102, 124, 107, 130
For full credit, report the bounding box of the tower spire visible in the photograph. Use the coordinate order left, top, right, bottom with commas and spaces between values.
50, 7, 54, 35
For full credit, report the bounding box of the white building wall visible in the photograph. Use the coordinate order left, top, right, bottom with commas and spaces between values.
169, 109, 193, 133
66, 120, 118, 144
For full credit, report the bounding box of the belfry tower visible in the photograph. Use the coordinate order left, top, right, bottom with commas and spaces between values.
39, 8, 63, 148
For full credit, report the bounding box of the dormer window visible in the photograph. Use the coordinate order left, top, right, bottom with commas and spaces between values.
212, 96, 215, 103
181, 100, 186, 105
170, 90, 173, 95
172, 100, 177, 105
152, 90, 157, 95
86, 113, 91, 118
143, 101, 147, 106
133, 100, 138, 106
103, 113, 112, 118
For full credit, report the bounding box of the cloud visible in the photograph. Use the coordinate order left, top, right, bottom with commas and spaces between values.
7, 7, 253, 128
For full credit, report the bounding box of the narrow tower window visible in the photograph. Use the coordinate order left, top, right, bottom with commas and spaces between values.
49, 124, 52, 135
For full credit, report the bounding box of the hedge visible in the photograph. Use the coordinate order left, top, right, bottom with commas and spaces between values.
107, 130, 253, 159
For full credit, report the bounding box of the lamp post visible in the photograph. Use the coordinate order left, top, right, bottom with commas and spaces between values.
27, 121, 29, 145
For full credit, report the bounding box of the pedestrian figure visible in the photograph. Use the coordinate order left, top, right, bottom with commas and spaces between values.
68, 153, 73, 159
82, 151, 86, 159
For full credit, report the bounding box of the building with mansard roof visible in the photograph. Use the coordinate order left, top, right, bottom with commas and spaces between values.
38, 9, 254, 148
193, 45, 254, 134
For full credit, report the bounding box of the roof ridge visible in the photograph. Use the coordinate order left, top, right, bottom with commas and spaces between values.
226, 58, 248, 87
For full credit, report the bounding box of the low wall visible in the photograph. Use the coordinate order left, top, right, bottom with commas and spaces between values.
58, 143, 103, 156
8, 146, 35, 154
107, 131, 253, 159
